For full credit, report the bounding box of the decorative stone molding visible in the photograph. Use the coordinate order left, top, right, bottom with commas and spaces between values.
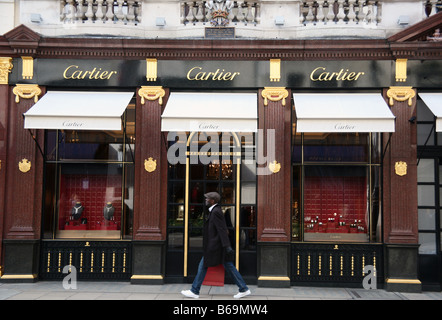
261, 87, 289, 106
12, 84, 42, 103
386, 86, 415, 106
0, 57, 13, 84
138, 86, 165, 105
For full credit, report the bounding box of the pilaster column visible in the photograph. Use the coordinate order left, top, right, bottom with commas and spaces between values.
131, 86, 169, 284
383, 86, 421, 292
1, 84, 44, 282
257, 87, 291, 287
0, 57, 13, 277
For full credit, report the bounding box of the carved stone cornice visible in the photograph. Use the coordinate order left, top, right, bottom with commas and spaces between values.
12, 84, 42, 103
138, 86, 165, 105
0, 57, 13, 84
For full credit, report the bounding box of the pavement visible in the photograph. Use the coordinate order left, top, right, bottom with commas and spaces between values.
0, 281, 442, 300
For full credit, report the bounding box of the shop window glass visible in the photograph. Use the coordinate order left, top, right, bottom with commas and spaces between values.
292, 131, 380, 243
418, 124, 435, 146
418, 208, 436, 230
419, 233, 436, 254
418, 185, 435, 206
418, 159, 435, 182
303, 166, 369, 242
43, 102, 135, 240
303, 133, 369, 163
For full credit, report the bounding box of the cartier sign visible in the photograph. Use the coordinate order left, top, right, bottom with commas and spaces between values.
10, 58, 399, 88
186, 66, 240, 81
310, 67, 366, 82
63, 65, 118, 80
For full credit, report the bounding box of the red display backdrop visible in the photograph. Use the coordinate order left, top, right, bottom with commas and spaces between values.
304, 176, 367, 234
59, 174, 122, 231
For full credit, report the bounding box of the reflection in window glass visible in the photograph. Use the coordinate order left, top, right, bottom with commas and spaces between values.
418, 185, 435, 206
417, 159, 435, 183
418, 208, 435, 230
419, 233, 436, 254
303, 133, 369, 162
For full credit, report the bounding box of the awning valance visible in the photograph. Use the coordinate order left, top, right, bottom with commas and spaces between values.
161, 92, 257, 132
419, 93, 442, 132
23, 91, 134, 131
293, 93, 395, 133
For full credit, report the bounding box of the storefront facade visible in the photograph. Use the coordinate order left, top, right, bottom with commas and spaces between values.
0, 14, 441, 291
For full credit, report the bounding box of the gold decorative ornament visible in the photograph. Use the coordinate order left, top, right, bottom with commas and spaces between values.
395, 59, 407, 82
395, 161, 407, 176
18, 158, 31, 173
146, 58, 158, 82
21, 56, 34, 80
262, 87, 289, 106
13, 84, 42, 103
0, 57, 13, 84
268, 160, 281, 173
270, 59, 281, 82
386, 86, 415, 106
144, 157, 157, 172
138, 86, 165, 105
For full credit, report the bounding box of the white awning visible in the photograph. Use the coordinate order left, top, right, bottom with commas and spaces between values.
293, 93, 395, 133
161, 92, 257, 132
24, 91, 134, 131
419, 93, 442, 132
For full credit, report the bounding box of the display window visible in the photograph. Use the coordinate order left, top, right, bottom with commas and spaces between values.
292, 132, 381, 243
42, 101, 135, 240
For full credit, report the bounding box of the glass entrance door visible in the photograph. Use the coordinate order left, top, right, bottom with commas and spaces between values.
166, 132, 248, 280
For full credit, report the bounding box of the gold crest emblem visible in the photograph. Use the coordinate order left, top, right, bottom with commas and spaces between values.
268, 160, 281, 174
395, 161, 407, 176
144, 157, 157, 173
18, 158, 31, 173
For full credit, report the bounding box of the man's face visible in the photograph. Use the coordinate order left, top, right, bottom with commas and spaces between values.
205, 198, 214, 206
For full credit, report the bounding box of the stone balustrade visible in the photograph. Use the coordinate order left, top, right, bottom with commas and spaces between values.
60, 0, 142, 24
299, 1, 381, 26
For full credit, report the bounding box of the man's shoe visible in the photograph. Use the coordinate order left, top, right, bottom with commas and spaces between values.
233, 290, 251, 299
181, 290, 199, 299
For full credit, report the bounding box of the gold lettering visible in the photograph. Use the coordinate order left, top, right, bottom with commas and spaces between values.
63, 65, 78, 79
63, 65, 117, 80
310, 67, 365, 82
310, 67, 325, 81
187, 66, 240, 81
187, 66, 201, 80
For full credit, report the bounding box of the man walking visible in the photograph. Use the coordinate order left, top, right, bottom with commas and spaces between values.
181, 192, 251, 299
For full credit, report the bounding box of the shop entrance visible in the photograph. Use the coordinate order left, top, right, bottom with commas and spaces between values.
165, 132, 257, 282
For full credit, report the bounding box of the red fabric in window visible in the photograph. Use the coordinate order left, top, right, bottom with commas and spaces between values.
304, 176, 367, 232
59, 174, 122, 230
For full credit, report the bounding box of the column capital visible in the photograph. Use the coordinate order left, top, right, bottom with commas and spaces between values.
386, 86, 415, 106
261, 87, 288, 106
0, 57, 13, 85
138, 86, 165, 105
12, 84, 41, 103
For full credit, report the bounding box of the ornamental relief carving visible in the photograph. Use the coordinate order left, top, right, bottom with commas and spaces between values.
0, 57, 13, 84
13, 84, 42, 103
